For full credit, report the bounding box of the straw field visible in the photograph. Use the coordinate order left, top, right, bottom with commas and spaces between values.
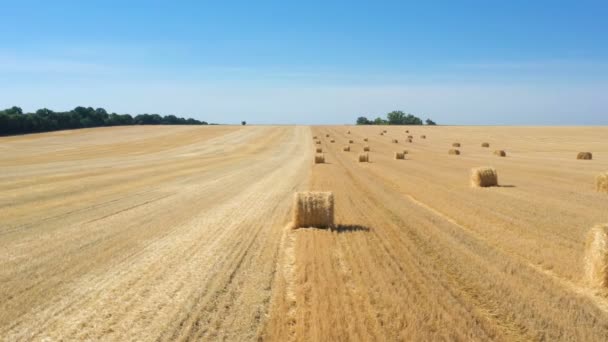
2, 125, 608, 341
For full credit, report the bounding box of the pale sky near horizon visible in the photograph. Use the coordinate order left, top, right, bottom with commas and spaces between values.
1, 1, 607, 125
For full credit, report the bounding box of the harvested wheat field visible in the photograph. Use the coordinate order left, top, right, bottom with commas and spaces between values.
2, 125, 608, 341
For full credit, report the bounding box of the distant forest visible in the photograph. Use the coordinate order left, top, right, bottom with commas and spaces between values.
357, 111, 436, 125
0, 106, 208, 136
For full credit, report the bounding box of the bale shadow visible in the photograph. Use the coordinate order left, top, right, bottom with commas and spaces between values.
330, 224, 371, 233
499, 185, 516, 188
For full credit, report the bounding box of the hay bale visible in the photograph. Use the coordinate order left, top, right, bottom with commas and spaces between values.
315, 140, 321, 145
343, 146, 350, 152
395, 152, 405, 160
347, 130, 351, 134
597, 172, 608, 193
349, 139, 354, 143
449, 149, 460, 155
494, 150, 506, 157
405, 130, 409, 133
363, 146, 370, 152
452, 142, 461, 147
364, 138, 368, 142
330, 139, 335, 143
403, 150, 409, 154
392, 139, 399, 143
293, 192, 334, 228
407, 139, 413, 143
585, 224, 608, 288
326, 134, 330, 138
315, 147, 322, 153
383, 130, 387, 133
407, 135, 413, 139
380, 132, 384, 136
481, 142, 490, 148
358, 153, 369, 162
471, 167, 498, 187
314, 154, 325, 164
420, 135, 426, 139
313, 136, 317, 139
578, 152, 593, 160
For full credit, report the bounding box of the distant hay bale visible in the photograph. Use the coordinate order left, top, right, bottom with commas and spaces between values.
358, 153, 369, 162
315, 140, 321, 144
363, 146, 370, 152
364, 138, 368, 142
395, 152, 405, 160
380, 132, 384, 136
578, 152, 593, 160
494, 150, 506, 157
405, 130, 409, 133
585, 224, 608, 288
597, 173, 608, 193
383, 130, 387, 133
449, 149, 460, 155
313, 136, 317, 139
471, 167, 498, 187
314, 154, 325, 164
343, 146, 350, 152
326, 134, 330, 137
293, 192, 334, 228
316, 147, 322, 153
349, 139, 354, 143
392, 139, 399, 143
347, 130, 351, 134
403, 150, 409, 154
330, 139, 335, 143
407, 139, 413, 143
481, 142, 490, 148
452, 143, 461, 147
407, 135, 413, 139
420, 135, 426, 139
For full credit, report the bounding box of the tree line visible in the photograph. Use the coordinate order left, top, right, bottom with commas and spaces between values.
356, 110, 436, 125
0, 106, 208, 136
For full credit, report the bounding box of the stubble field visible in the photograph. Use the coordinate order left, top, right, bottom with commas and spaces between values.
1, 125, 608, 341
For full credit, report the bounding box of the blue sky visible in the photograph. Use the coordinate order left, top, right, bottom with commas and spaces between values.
1, 0, 607, 124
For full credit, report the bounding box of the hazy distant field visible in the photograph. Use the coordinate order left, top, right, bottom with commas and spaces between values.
1, 125, 608, 341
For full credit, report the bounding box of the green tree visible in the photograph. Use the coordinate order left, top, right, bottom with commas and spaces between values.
356, 116, 371, 125
426, 118, 436, 125
387, 111, 406, 125
241, 121, 247, 125
373, 117, 387, 125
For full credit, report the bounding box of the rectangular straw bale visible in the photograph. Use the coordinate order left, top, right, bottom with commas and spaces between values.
293, 192, 334, 228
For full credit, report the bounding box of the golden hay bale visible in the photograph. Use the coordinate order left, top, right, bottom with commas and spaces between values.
330, 139, 335, 143
314, 154, 325, 164
380, 132, 384, 136
449, 149, 460, 155
597, 173, 608, 193
407, 139, 413, 143
392, 139, 399, 143
481, 142, 490, 147
364, 138, 368, 142
585, 224, 608, 288
403, 150, 409, 154
315, 140, 321, 144
452, 142, 461, 147
405, 130, 409, 133
349, 139, 354, 143
383, 130, 387, 133
578, 152, 593, 160
407, 135, 413, 139
395, 152, 405, 160
316, 147, 322, 153
343, 146, 350, 152
347, 130, 351, 134
494, 150, 506, 157
420, 135, 426, 139
293, 192, 334, 228
363, 146, 370, 152
471, 167, 498, 187
313, 136, 317, 139
358, 153, 369, 162
326, 134, 330, 137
